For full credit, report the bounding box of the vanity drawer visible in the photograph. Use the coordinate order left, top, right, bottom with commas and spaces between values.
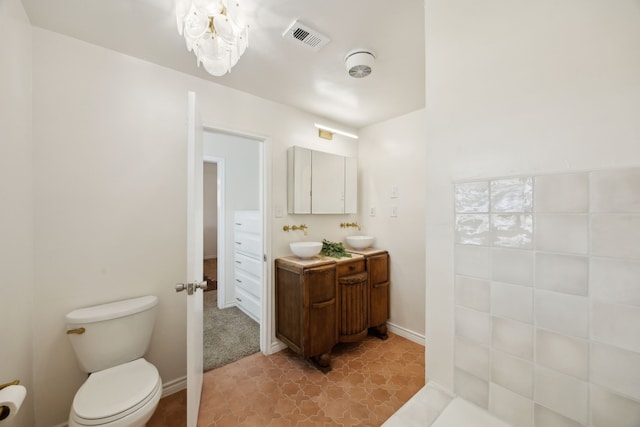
235, 252, 261, 277
337, 259, 365, 277
235, 269, 261, 299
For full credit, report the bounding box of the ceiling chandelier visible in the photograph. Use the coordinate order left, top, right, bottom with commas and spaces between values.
175, 0, 248, 76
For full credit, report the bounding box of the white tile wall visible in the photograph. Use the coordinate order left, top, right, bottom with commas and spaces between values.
591, 342, 640, 401
491, 214, 533, 248
535, 329, 589, 380
490, 177, 533, 212
455, 368, 489, 409
455, 181, 490, 213
455, 306, 491, 345
534, 366, 589, 425
591, 214, 640, 258
535, 291, 589, 339
455, 336, 490, 381
534, 214, 589, 254
534, 404, 583, 427
534, 173, 589, 213
489, 383, 533, 427
455, 245, 490, 279
455, 275, 490, 312
491, 248, 533, 286
590, 168, 640, 213
492, 282, 533, 323
492, 317, 533, 361
592, 302, 640, 353
491, 350, 533, 398
535, 253, 588, 296
454, 168, 640, 427
590, 257, 640, 306
590, 385, 640, 427
456, 214, 490, 245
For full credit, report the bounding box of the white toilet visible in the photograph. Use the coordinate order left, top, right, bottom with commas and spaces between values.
65, 295, 162, 427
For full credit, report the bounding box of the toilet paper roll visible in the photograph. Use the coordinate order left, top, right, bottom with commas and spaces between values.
0, 385, 26, 423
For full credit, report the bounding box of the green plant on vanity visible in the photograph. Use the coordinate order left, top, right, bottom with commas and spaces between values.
320, 239, 352, 258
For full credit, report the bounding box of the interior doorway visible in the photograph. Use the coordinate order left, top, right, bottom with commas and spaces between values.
201, 128, 270, 370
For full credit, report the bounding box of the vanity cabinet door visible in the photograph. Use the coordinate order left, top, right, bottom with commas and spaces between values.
311, 150, 345, 214
338, 270, 369, 343
304, 265, 338, 357
287, 146, 312, 214
275, 261, 337, 361
368, 252, 390, 329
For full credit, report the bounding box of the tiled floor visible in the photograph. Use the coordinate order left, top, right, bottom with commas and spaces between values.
148, 332, 425, 426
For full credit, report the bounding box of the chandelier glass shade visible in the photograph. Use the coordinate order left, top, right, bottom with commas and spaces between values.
175, 0, 248, 76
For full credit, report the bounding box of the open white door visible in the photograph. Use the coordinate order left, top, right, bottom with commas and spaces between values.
185, 91, 204, 426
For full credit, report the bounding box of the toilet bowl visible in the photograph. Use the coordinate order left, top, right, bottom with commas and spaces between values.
66, 296, 162, 427
69, 359, 162, 427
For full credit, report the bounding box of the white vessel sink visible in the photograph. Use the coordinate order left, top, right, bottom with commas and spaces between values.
290, 241, 322, 259
346, 235, 375, 250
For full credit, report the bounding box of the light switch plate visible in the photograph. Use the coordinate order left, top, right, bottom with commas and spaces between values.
391, 206, 398, 217
391, 185, 399, 198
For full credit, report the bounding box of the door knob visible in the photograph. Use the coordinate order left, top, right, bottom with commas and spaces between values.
175, 281, 207, 295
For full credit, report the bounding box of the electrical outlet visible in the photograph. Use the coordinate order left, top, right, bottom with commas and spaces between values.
370, 207, 376, 217
391, 206, 398, 217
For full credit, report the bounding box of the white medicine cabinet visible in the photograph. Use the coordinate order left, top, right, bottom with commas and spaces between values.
287, 146, 357, 214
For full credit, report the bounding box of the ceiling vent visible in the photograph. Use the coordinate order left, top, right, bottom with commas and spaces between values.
282, 20, 330, 52
345, 49, 375, 78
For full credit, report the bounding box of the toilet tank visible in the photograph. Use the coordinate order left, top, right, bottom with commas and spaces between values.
65, 295, 158, 373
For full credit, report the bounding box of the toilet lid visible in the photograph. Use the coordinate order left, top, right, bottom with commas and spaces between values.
73, 358, 160, 423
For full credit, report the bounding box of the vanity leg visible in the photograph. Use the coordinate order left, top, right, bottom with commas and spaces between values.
311, 353, 332, 372
369, 324, 389, 340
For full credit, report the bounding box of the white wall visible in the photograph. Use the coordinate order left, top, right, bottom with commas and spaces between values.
30, 27, 360, 426
0, 1, 35, 426
203, 162, 218, 259
424, 0, 640, 392
358, 109, 427, 339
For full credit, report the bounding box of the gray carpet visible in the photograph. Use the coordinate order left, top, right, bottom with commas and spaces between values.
203, 291, 260, 372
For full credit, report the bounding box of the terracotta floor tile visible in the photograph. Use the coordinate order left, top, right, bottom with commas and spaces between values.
147, 332, 424, 427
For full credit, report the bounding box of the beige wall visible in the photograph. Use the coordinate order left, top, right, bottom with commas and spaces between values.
358, 109, 427, 339
424, 0, 640, 391
0, 1, 35, 426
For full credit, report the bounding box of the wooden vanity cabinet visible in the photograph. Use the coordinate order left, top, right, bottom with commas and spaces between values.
275, 259, 337, 367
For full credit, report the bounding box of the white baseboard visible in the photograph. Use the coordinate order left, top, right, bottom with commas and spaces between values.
269, 339, 287, 354
387, 322, 425, 346
162, 376, 187, 397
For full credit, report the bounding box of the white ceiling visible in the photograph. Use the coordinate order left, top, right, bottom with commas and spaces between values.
20, 0, 425, 129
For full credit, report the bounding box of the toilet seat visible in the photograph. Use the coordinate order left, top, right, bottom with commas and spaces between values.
70, 358, 161, 426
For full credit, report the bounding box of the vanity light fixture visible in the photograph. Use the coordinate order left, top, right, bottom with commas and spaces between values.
314, 123, 359, 140
175, 0, 248, 76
